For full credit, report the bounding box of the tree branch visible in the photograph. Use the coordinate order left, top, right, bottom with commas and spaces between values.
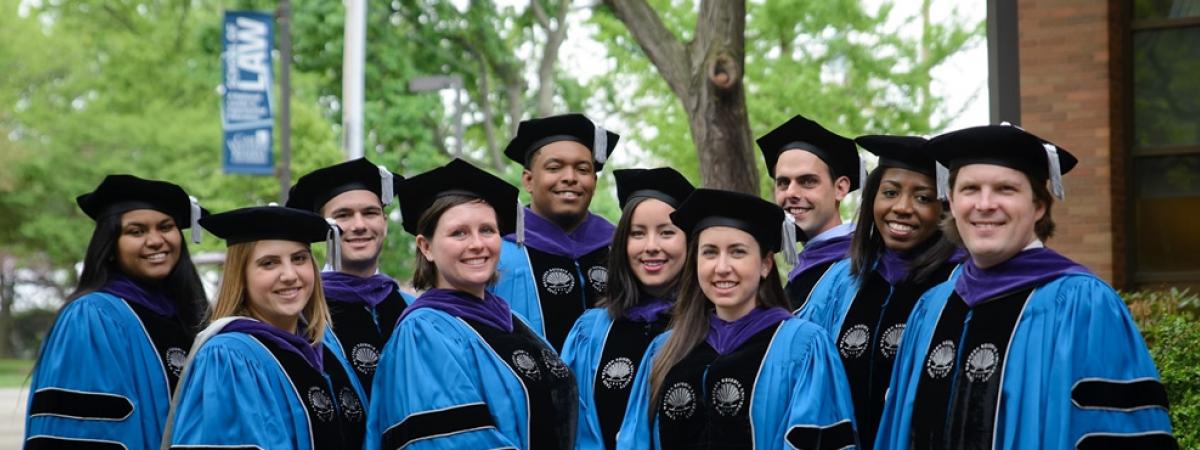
602, 0, 691, 101
530, 0, 551, 30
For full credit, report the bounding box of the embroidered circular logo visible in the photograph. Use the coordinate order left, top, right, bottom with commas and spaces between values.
838, 324, 871, 359
925, 340, 957, 379
351, 343, 379, 375
165, 347, 187, 377
541, 268, 576, 295
880, 324, 906, 359
541, 348, 570, 379
601, 357, 635, 389
587, 266, 608, 293
661, 382, 696, 420
511, 349, 542, 380
306, 386, 336, 422
339, 387, 364, 422
711, 378, 745, 417
965, 343, 999, 383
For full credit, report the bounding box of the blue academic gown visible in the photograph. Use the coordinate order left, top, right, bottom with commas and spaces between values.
365, 308, 577, 450
616, 318, 858, 449
798, 258, 960, 450
25, 292, 189, 450
167, 326, 367, 449
324, 282, 415, 399
876, 273, 1177, 450
491, 209, 614, 351
562, 307, 671, 450
787, 223, 854, 313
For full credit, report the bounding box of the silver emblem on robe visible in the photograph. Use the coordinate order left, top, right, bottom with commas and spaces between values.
512, 349, 542, 380
839, 324, 871, 358
601, 357, 635, 389
926, 340, 957, 379
965, 343, 999, 383
542, 268, 576, 295
712, 378, 745, 417
662, 382, 696, 420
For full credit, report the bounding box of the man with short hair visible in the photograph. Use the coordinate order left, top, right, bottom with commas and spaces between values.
875, 124, 1177, 449
756, 115, 862, 311
491, 113, 619, 351
286, 158, 413, 397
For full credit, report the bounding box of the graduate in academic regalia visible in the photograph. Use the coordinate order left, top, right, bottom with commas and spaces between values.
616, 189, 858, 450
875, 124, 1178, 450
757, 115, 864, 312
796, 135, 962, 450
286, 157, 414, 397
365, 158, 578, 450
491, 113, 620, 351
25, 175, 208, 450
561, 167, 695, 450
165, 206, 367, 450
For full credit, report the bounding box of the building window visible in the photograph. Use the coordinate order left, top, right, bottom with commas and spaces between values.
1131, 0, 1200, 283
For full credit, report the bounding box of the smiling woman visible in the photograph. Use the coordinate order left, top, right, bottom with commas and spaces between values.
25, 174, 208, 450
165, 206, 368, 450
616, 188, 857, 450
367, 158, 578, 450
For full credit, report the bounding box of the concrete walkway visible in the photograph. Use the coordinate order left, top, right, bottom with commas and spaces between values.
0, 387, 25, 449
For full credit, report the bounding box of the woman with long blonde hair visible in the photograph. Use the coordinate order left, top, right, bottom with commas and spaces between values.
616, 189, 857, 449
165, 206, 367, 450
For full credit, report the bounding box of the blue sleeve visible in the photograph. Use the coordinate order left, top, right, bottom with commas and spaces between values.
561, 309, 608, 450
1007, 276, 1177, 449
781, 322, 859, 450
25, 294, 169, 450
491, 239, 544, 337
169, 334, 310, 449
615, 332, 669, 450
874, 281, 953, 450
796, 259, 859, 335
365, 311, 518, 450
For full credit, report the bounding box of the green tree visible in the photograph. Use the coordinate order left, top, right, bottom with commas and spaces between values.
592, 0, 981, 197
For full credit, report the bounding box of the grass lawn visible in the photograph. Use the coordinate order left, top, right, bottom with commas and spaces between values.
0, 359, 33, 389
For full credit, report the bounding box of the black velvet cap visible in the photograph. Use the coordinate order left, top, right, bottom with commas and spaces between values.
756, 114, 861, 190
855, 135, 936, 176
670, 189, 786, 253
76, 174, 207, 227
503, 113, 620, 171
285, 157, 402, 213
200, 206, 332, 245
925, 125, 1078, 180
396, 158, 519, 236
613, 167, 696, 209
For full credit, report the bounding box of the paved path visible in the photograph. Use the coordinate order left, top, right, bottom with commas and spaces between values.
0, 387, 25, 450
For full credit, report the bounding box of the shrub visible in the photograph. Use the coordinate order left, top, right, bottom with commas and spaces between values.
1123, 288, 1200, 448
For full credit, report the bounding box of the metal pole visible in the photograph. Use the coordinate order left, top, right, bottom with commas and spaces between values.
342, 0, 366, 160
278, 0, 293, 203
987, 0, 1021, 125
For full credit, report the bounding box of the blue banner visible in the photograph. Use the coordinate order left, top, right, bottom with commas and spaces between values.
221, 11, 274, 175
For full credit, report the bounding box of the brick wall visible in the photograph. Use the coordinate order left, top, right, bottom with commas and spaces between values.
1018, 0, 1125, 287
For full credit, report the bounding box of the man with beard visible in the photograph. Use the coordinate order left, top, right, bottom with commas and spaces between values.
756, 114, 863, 312
286, 158, 413, 398
491, 113, 620, 351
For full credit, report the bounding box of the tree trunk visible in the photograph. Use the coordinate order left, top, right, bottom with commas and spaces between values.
0, 255, 16, 358
602, 0, 758, 193
532, 0, 572, 117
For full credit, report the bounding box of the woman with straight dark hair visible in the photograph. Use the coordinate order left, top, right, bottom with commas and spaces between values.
561, 167, 694, 450
796, 135, 961, 450
25, 175, 207, 450
365, 158, 578, 450
165, 205, 366, 449
616, 189, 857, 449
